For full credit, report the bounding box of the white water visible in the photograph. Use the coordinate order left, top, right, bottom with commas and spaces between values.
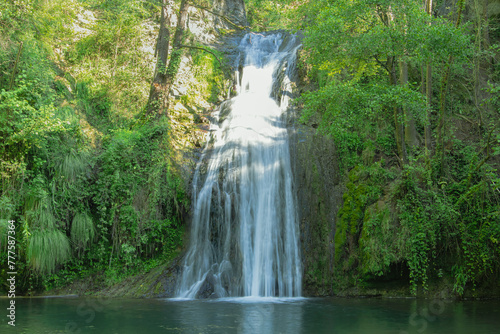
177, 33, 302, 298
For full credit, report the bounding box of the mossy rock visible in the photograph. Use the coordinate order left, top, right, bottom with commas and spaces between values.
335, 179, 368, 262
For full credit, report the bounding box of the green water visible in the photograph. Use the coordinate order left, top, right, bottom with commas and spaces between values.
1, 297, 499, 333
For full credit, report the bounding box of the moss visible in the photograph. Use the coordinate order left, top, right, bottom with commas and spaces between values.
361, 142, 375, 165
154, 281, 162, 294
189, 47, 227, 104
358, 201, 400, 276
311, 162, 321, 196
334, 164, 392, 267
334, 176, 368, 262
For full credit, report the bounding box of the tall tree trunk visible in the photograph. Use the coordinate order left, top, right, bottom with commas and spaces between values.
399, 9, 418, 151
436, 0, 465, 173
424, 0, 432, 153
379, 6, 408, 164
390, 56, 408, 164
162, 0, 190, 113
401, 60, 418, 149
473, 0, 483, 127
8, 41, 23, 92
483, 0, 491, 65
146, 0, 175, 117
425, 62, 432, 149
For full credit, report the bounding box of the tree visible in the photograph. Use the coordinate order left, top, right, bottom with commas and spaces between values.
146, 0, 190, 117
436, 0, 466, 174
300, 0, 468, 167
422, 0, 433, 153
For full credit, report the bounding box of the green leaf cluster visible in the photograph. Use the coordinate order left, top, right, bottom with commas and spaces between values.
298, 0, 500, 296
0, 0, 188, 293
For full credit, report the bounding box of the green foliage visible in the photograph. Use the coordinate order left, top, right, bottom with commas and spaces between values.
0, 196, 15, 247
92, 119, 186, 273
0, 41, 66, 175
55, 149, 90, 182
0, 0, 34, 36
297, 0, 500, 297
0, 0, 187, 294
302, 0, 469, 70
64, 0, 155, 121
359, 202, 404, 277
28, 228, 71, 274
71, 212, 95, 250
335, 163, 395, 266
166, 49, 184, 83
333, 145, 500, 296
244, 0, 298, 31
299, 0, 470, 170
393, 152, 500, 295
190, 47, 228, 103
393, 163, 457, 294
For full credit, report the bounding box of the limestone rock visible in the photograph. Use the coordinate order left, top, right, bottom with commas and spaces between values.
213, 0, 248, 29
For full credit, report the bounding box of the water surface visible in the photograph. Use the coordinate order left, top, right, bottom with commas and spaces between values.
2, 297, 499, 333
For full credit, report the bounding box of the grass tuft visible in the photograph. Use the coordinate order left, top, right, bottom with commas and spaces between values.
71, 212, 95, 249
28, 228, 70, 273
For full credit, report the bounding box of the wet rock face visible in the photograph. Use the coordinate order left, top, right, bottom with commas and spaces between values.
271, 31, 303, 105
213, 0, 248, 28
195, 274, 216, 299
156, 258, 183, 298
277, 34, 342, 296
288, 124, 343, 296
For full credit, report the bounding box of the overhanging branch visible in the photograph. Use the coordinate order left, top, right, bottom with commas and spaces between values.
373, 55, 390, 74
180, 44, 231, 76
189, 1, 247, 30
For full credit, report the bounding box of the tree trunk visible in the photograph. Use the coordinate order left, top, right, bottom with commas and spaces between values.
379, 7, 408, 164
437, 0, 465, 173
473, 0, 483, 127
389, 56, 408, 164
398, 9, 418, 151
424, 0, 432, 153
8, 41, 23, 91
146, 0, 175, 117
401, 60, 418, 149
483, 0, 491, 66
162, 0, 190, 113
425, 62, 432, 150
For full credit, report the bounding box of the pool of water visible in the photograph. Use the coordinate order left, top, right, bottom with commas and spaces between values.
1, 297, 499, 333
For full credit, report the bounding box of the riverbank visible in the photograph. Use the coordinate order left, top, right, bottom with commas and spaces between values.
35, 255, 498, 300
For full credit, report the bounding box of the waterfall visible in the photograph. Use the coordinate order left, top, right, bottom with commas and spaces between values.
177, 33, 302, 299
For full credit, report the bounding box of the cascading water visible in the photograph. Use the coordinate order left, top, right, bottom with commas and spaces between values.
177, 33, 302, 299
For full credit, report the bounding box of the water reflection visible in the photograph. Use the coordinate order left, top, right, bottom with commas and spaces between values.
168, 298, 304, 334
234, 298, 303, 334
2, 297, 499, 333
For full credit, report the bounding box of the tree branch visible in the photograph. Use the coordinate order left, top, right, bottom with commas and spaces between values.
373, 55, 390, 74
180, 44, 224, 68
9, 41, 23, 91
179, 44, 233, 81
189, 1, 248, 30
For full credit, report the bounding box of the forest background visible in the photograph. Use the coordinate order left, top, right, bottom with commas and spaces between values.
0, 0, 499, 297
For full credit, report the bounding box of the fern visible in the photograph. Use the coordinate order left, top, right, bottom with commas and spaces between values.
71, 212, 95, 249
56, 149, 89, 182
28, 228, 70, 273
